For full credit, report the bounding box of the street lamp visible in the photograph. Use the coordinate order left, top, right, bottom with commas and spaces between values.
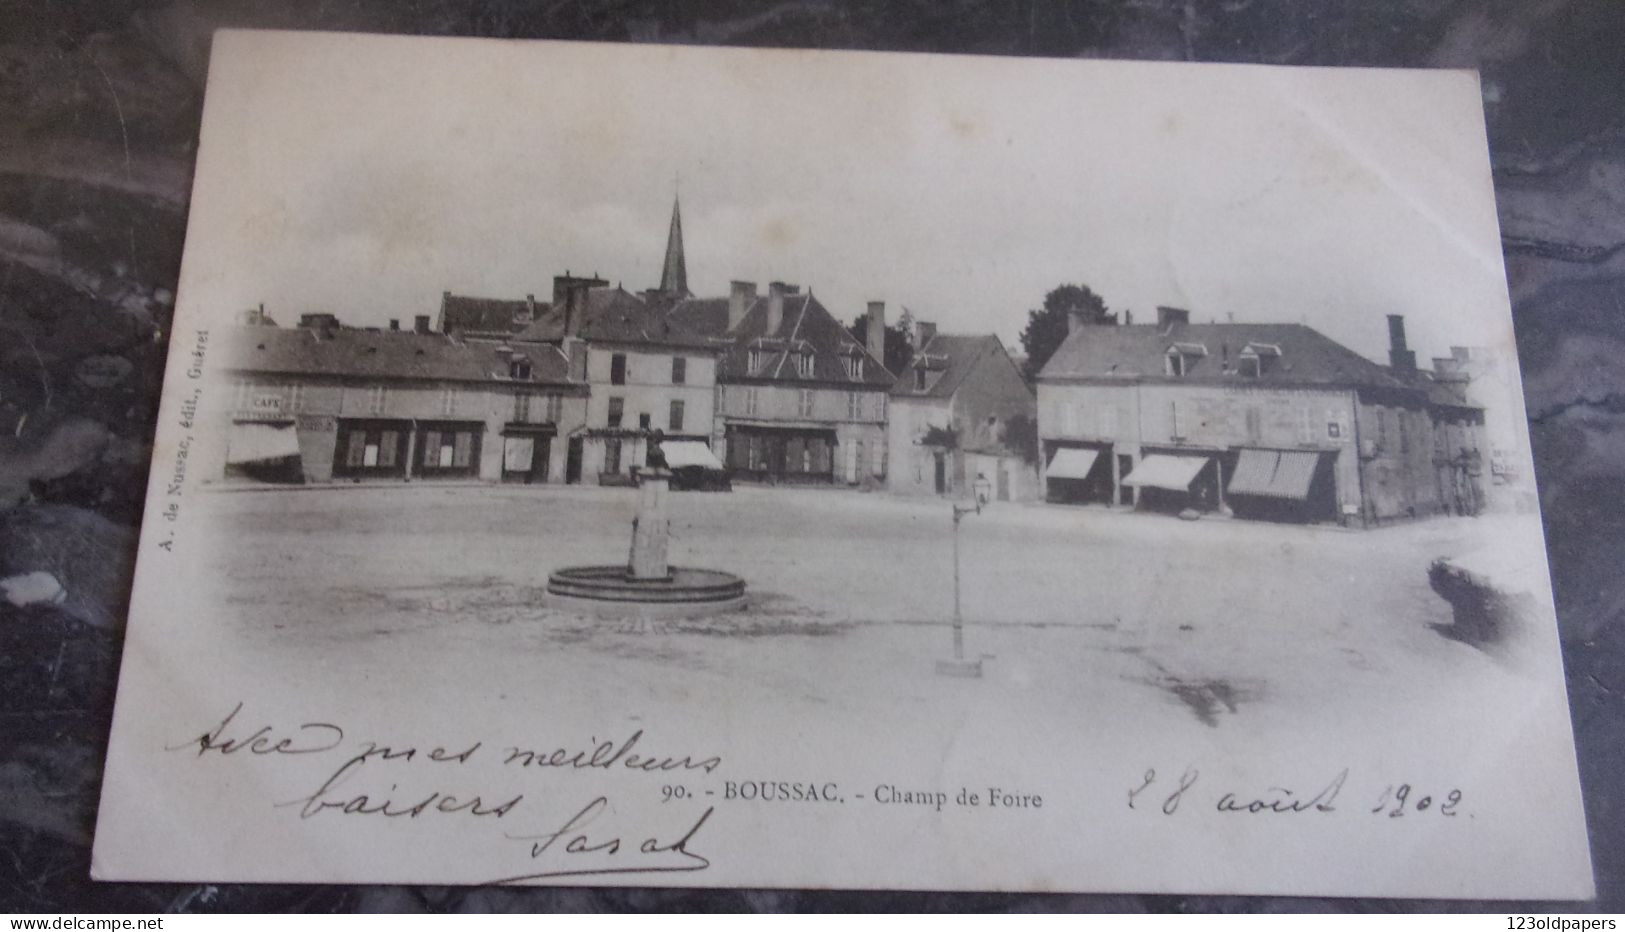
936, 499, 984, 678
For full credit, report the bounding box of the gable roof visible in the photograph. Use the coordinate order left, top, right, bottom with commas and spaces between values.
495, 286, 714, 350
890, 333, 1010, 399
666, 291, 893, 387
438, 293, 544, 335
219, 324, 576, 386
1038, 321, 1414, 391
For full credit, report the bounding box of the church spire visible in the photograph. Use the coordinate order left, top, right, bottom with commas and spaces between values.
658, 195, 689, 298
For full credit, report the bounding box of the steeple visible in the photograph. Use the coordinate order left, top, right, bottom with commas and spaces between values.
658, 195, 689, 298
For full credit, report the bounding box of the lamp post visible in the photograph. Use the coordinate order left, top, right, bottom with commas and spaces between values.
936, 499, 983, 678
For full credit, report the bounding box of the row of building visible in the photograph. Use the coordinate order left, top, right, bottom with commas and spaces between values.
204, 198, 1510, 526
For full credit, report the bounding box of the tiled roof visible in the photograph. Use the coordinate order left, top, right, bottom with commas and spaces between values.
1038, 322, 1416, 391
219, 324, 577, 386
890, 333, 1009, 399
667, 291, 893, 387
439, 293, 544, 335
507, 287, 714, 350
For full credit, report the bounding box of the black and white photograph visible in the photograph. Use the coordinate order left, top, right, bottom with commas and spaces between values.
87, 30, 1592, 898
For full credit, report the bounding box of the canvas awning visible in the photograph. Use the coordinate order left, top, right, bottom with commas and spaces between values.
1122, 454, 1208, 491
226, 423, 300, 465
661, 440, 724, 470
1046, 447, 1100, 480
501, 422, 557, 436
1228, 448, 1323, 501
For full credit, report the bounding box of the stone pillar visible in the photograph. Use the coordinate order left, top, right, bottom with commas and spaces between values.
629, 470, 671, 580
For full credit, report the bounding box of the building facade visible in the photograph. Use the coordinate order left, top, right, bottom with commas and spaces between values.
887, 324, 1040, 501
667, 282, 893, 484
206, 317, 588, 485
1036, 307, 1486, 526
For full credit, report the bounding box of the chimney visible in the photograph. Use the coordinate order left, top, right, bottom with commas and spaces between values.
729, 280, 756, 331
523, 294, 536, 323
389, 319, 400, 331
1066, 307, 1086, 336
914, 320, 937, 352
415, 315, 431, 335
1156, 306, 1191, 332
1124, 309, 1133, 326
767, 281, 787, 335
568, 341, 587, 381
866, 301, 885, 362
1387, 314, 1416, 373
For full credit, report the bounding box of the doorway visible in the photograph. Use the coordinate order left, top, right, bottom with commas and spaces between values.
565, 437, 583, 484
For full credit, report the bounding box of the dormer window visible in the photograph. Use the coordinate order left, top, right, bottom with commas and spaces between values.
914, 367, 928, 392
1238, 342, 1280, 378
749, 348, 766, 374
1164, 342, 1207, 378
796, 350, 814, 378
509, 356, 532, 380
843, 356, 864, 380
1165, 349, 1185, 378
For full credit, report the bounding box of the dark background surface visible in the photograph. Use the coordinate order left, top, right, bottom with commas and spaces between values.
1, 0, 1621, 913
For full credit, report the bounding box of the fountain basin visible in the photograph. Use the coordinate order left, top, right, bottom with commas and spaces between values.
546, 565, 746, 618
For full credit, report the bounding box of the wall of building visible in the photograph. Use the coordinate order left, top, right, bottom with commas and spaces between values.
1038, 380, 1362, 515
717, 382, 888, 425
584, 346, 717, 440
885, 397, 951, 495
209, 373, 587, 484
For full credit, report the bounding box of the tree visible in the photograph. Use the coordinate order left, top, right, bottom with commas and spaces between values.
847, 316, 915, 376
1019, 284, 1115, 381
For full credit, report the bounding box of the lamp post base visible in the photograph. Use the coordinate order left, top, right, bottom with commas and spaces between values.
935, 658, 983, 678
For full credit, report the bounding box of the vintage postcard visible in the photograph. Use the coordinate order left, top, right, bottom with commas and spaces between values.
92, 30, 1593, 897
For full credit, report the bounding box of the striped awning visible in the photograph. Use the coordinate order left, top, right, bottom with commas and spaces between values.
226, 423, 300, 465
1046, 447, 1100, 480
1122, 454, 1208, 491
1228, 449, 1323, 500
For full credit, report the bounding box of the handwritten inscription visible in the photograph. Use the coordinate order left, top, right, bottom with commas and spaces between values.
1128, 767, 1465, 819
168, 703, 726, 882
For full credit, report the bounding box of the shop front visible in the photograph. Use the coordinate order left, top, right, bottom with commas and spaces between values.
724, 425, 837, 484
1122, 450, 1218, 513
1043, 441, 1113, 504
500, 423, 555, 484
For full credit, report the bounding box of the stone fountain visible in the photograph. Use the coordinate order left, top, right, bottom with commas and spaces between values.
546, 466, 746, 617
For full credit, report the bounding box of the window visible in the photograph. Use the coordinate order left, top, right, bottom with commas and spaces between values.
1245, 407, 1262, 444
1165, 350, 1185, 378
1099, 406, 1117, 438
1399, 411, 1410, 454
440, 387, 455, 416
1169, 401, 1186, 440
746, 388, 759, 416
233, 379, 252, 411
610, 353, 627, 385
798, 389, 815, 418
510, 356, 532, 380
546, 394, 562, 423
914, 368, 927, 392
288, 383, 304, 413
847, 392, 861, 420
1297, 406, 1315, 445
1239, 353, 1261, 378
514, 392, 532, 422
671, 356, 686, 384
604, 437, 622, 474
796, 350, 814, 378
378, 431, 398, 468
749, 349, 765, 374
639, 412, 652, 430
607, 397, 624, 428
369, 386, 387, 415
669, 399, 685, 432
843, 356, 863, 380
1062, 404, 1077, 436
